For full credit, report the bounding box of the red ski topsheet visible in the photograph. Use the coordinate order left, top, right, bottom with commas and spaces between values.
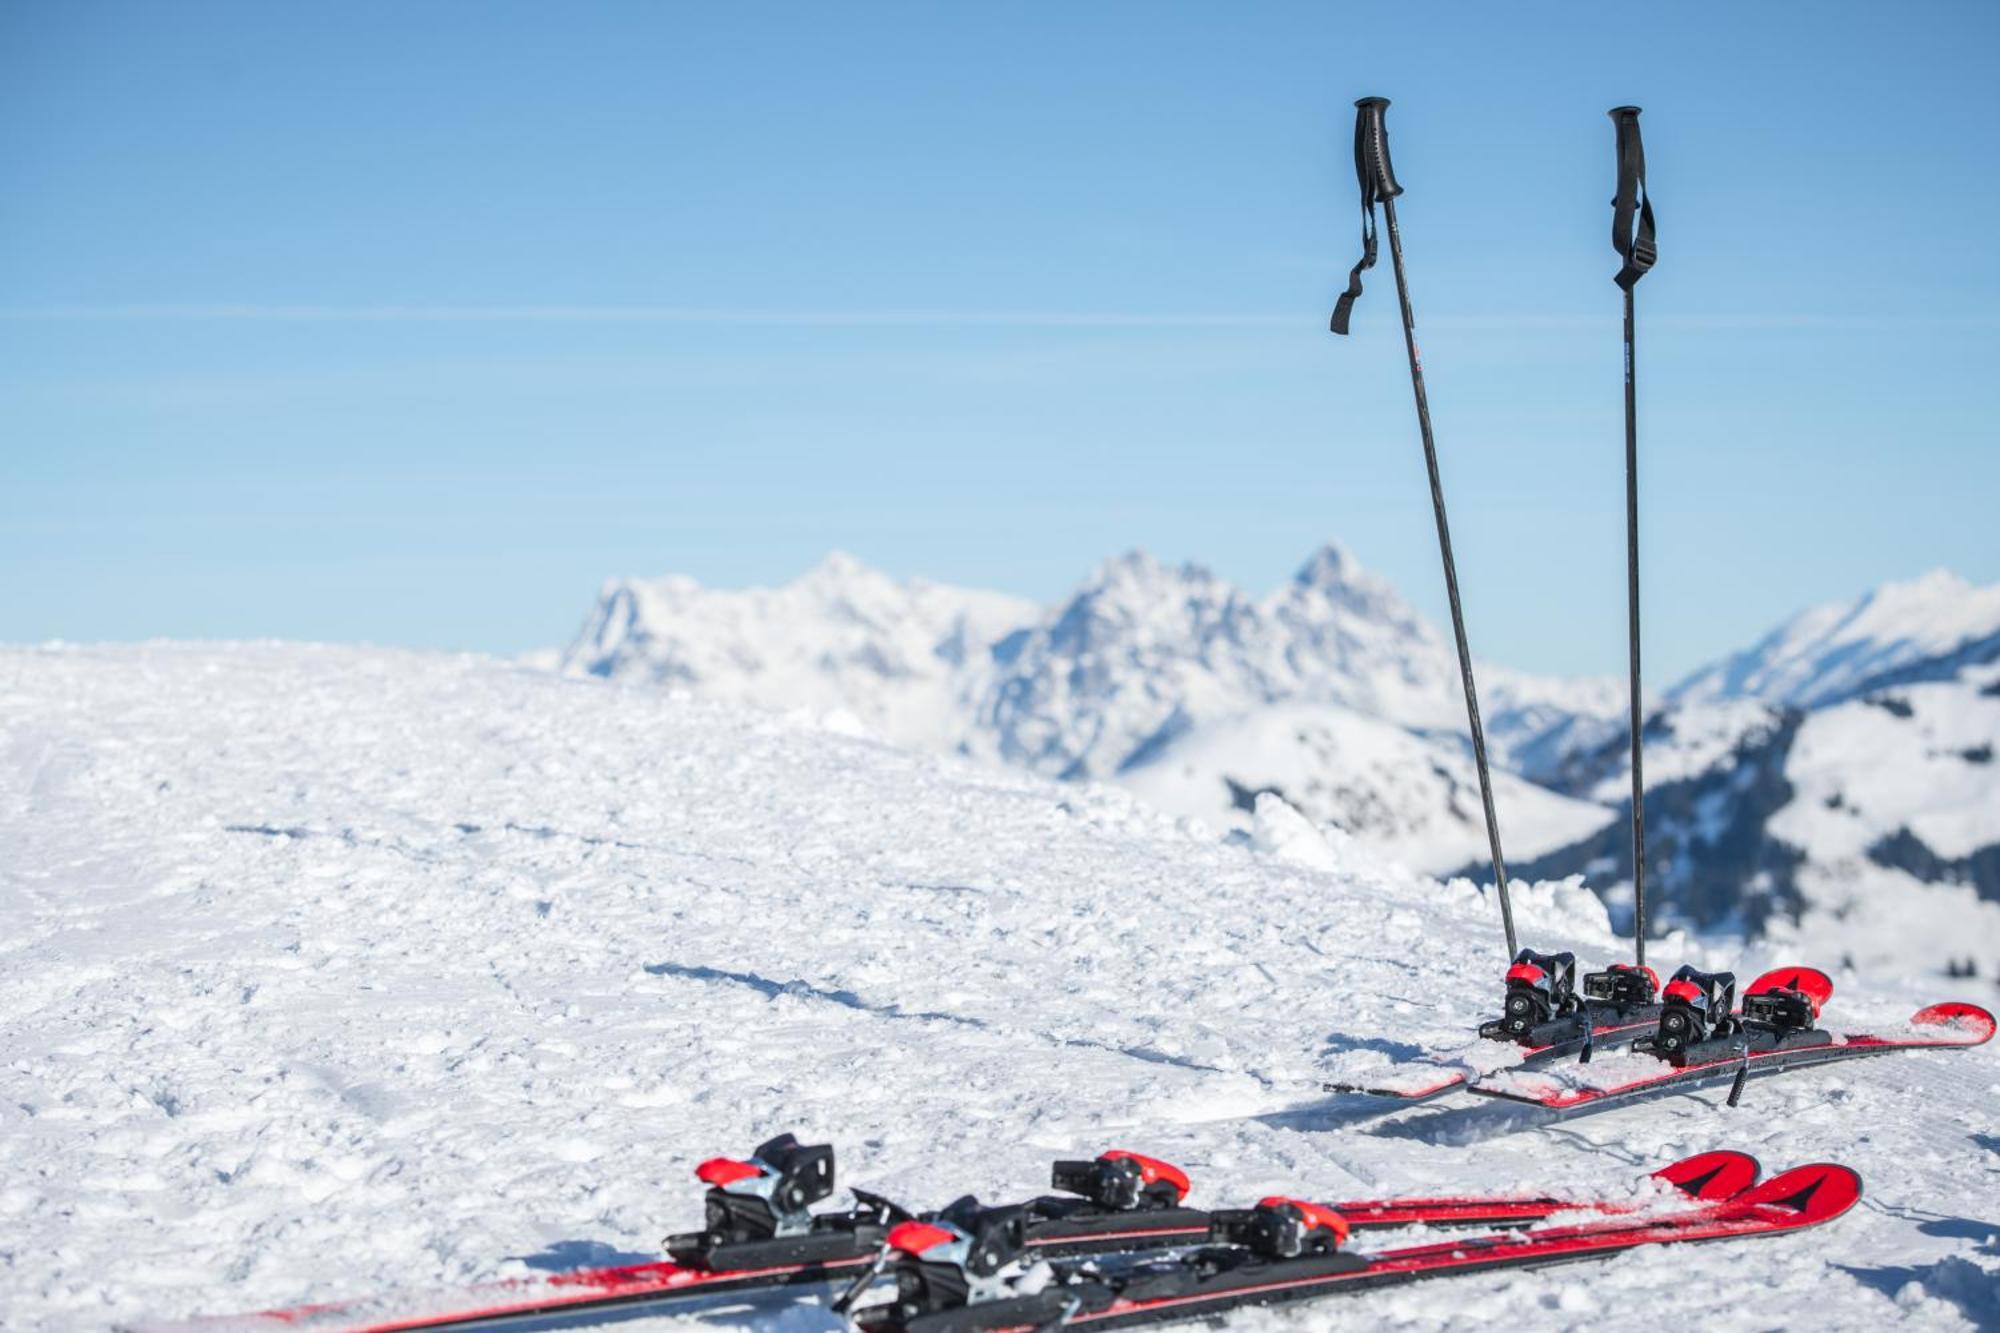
202, 1252, 874, 1332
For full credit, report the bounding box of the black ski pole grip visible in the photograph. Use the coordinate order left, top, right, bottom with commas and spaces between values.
1609, 105, 1656, 290
1355, 96, 1403, 200
1329, 96, 1400, 334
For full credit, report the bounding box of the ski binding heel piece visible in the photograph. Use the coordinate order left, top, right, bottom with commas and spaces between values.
1582, 962, 1659, 1009
1741, 986, 1817, 1035
665, 1132, 836, 1258
1210, 1198, 1350, 1259
1049, 1151, 1190, 1212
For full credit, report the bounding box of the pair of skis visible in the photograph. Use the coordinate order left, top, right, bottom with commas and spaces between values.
858, 1162, 1855, 1333
849, 1152, 1854, 1332
1474, 997, 1995, 1112
199, 1138, 1797, 1332
1328, 949, 1994, 1113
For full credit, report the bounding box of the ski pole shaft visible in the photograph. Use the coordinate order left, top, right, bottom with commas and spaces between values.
1609, 104, 1655, 966
1357, 98, 1514, 958
1622, 283, 1646, 970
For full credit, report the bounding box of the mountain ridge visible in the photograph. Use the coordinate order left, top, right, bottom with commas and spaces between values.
557, 549, 2000, 962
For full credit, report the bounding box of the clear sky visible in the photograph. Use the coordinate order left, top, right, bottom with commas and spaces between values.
4, 1, 1996, 680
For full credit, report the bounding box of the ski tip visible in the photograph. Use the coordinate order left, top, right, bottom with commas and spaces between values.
1323, 1070, 1466, 1101
1910, 1001, 1997, 1043
1652, 1149, 1760, 1201
1732, 1162, 1862, 1225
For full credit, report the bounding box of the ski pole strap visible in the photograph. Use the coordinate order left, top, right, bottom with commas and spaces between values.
1609, 105, 1656, 291
1330, 96, 1403, 335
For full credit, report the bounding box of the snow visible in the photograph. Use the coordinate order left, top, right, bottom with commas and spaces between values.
1670, 569, 2000, 709
1773, 670, 2000, 863
3, 643, 1996, 1331
559, 551, 1037, 751
1118, 701, 1610, 874
1584, 698, 1790, 804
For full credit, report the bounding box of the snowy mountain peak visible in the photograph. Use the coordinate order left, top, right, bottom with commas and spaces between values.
1292, 540, 1362, 589
1082, 548, 1226, 598
795, 547, 881, 589
811, 547, 868, 575
1274, 541, 1433, 638
1670, 568, 2000, 709
559, 555, 1036, 747
1038, 551, 1256, 655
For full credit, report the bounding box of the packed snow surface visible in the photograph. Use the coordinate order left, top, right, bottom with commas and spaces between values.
2, 644, 1997, 1331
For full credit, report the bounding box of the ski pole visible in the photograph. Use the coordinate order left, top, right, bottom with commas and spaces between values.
1332, 96, 1515, 960
1609, 106, 1657, 969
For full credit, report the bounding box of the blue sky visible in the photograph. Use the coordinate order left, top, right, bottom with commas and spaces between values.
4, 2, 1996, 679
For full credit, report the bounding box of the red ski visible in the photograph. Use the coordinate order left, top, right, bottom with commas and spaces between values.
1472, 1001, 1994, 1112
184, 1151, 1756, 1333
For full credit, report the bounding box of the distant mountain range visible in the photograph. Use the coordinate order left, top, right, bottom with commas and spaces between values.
560, 551, 2000, 974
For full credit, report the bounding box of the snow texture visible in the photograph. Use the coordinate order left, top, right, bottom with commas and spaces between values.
3, 643, 1996, 1331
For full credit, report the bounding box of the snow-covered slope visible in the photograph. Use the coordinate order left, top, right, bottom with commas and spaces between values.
3, 643, 1995, 1330
1769, 665, 2000, 971
1669, 569, 2000, 709
1118, 701, 1610, 874
560, 551, 1035, 749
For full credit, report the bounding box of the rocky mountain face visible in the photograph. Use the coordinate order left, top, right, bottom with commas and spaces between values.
967, 543, 1537, 783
